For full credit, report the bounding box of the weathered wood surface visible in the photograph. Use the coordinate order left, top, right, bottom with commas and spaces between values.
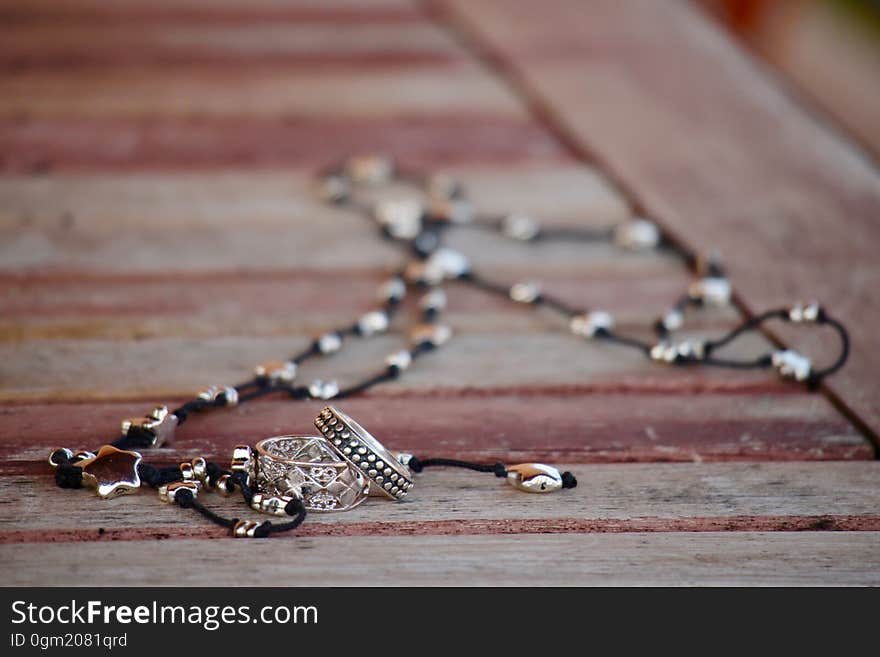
4, 462, 880, 538
440, 0, 880, 443
3, 533, 879, 586
1, 395, 869, 467
0, 0, 877, 585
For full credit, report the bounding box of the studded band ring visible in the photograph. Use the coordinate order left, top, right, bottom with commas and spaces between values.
253, 435, 370, 512
315, 406, 414, 500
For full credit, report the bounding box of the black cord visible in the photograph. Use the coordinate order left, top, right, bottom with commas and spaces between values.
408, 456, 577, 489
171, 487, 308, 538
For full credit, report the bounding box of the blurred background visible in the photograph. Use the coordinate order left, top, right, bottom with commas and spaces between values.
702, 0, 880, 155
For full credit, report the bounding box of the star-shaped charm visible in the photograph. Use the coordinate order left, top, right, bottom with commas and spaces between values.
120, 406, 178, 447
77, 445, 142, 499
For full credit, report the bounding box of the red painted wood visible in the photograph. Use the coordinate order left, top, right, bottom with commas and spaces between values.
0, 394, 868, 471
0, 269, 702, 321
439, 0, 880, 442
0, 1, 424, 26
0, 22, 465, 69
0, 116, 566, 172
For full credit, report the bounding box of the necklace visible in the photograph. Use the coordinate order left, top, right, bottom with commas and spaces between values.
48, 154, 847, 538
318, 154, 848, 384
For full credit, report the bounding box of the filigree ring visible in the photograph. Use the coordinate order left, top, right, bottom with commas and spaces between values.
253, 435, 370, 512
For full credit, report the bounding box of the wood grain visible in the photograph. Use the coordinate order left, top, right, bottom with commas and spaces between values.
0, 0, 422, 25
0, 332, 787, 401
0, 63, 526, 120
1, 0, 876, 587
0, 394, 868, 464
0, 166, 627, 271
439, 0, 880, 440
0, 22, 464, 69
3, 533, 878, 585
3, 462, 879, 536
0, 117, 565, 173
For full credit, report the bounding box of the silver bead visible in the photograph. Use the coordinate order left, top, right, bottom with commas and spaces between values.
345, 154, 394, 183
374, 198, 423, 240
254, 360, 297, 383
120, 405, 178, 447
216, 474, 234, 496
570, 311, 615, 338
75, 446, 142, 499
358, 310, 389, 336
318, 175, 349, 203
430, 197, 473, 224
650, 340, 703, 364
662, 309, 684, 332
403, 260, 443, 286
410, 323, 453, 348
48, 447, 73, 468
309, 379, 340, 400
614, 219, 660, 250
230, 444, 254, 485
317, 332, 343, 354
251, 492, 299, 517
232, 519, 261, 538
396, 453, 414, 467
689, 277, 732, 306
385, 350, 412, 371
197, 385, 238, 407
502, 214, 540, 241
688, 275, 727, 305
425, 247, 469, 280
772, 350, 812, 382
789, 301, 820, 323
676, 339, 705, 360
179, 461, 196, 481
506, 464, 564, 493
377, 277, 406, 303
650, 341, 678, 364
419, 288, 447, 313
510, 281, 541, 304
158, 480, 200, 503
191, 457, 208, 485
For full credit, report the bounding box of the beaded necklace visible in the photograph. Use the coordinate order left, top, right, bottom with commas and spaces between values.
49, 154, 847, 538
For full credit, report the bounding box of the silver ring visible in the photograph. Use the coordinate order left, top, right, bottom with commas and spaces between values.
253, 435, 370, 512
315, 406, 413, 500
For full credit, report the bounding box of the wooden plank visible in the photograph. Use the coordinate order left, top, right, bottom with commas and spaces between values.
439, 0, 880, 439
1, 0, 874, 588
2, 533, 878, 585
0, 166, 628, 271
0, 22, 465, 69
0, 117, 565, 172
0, 394, 867, 463
3, 462, 879, 535
0, 62, 525, 119
0, 0, 422, 24
0, 271, 746, 342
0, 332, 785, 401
